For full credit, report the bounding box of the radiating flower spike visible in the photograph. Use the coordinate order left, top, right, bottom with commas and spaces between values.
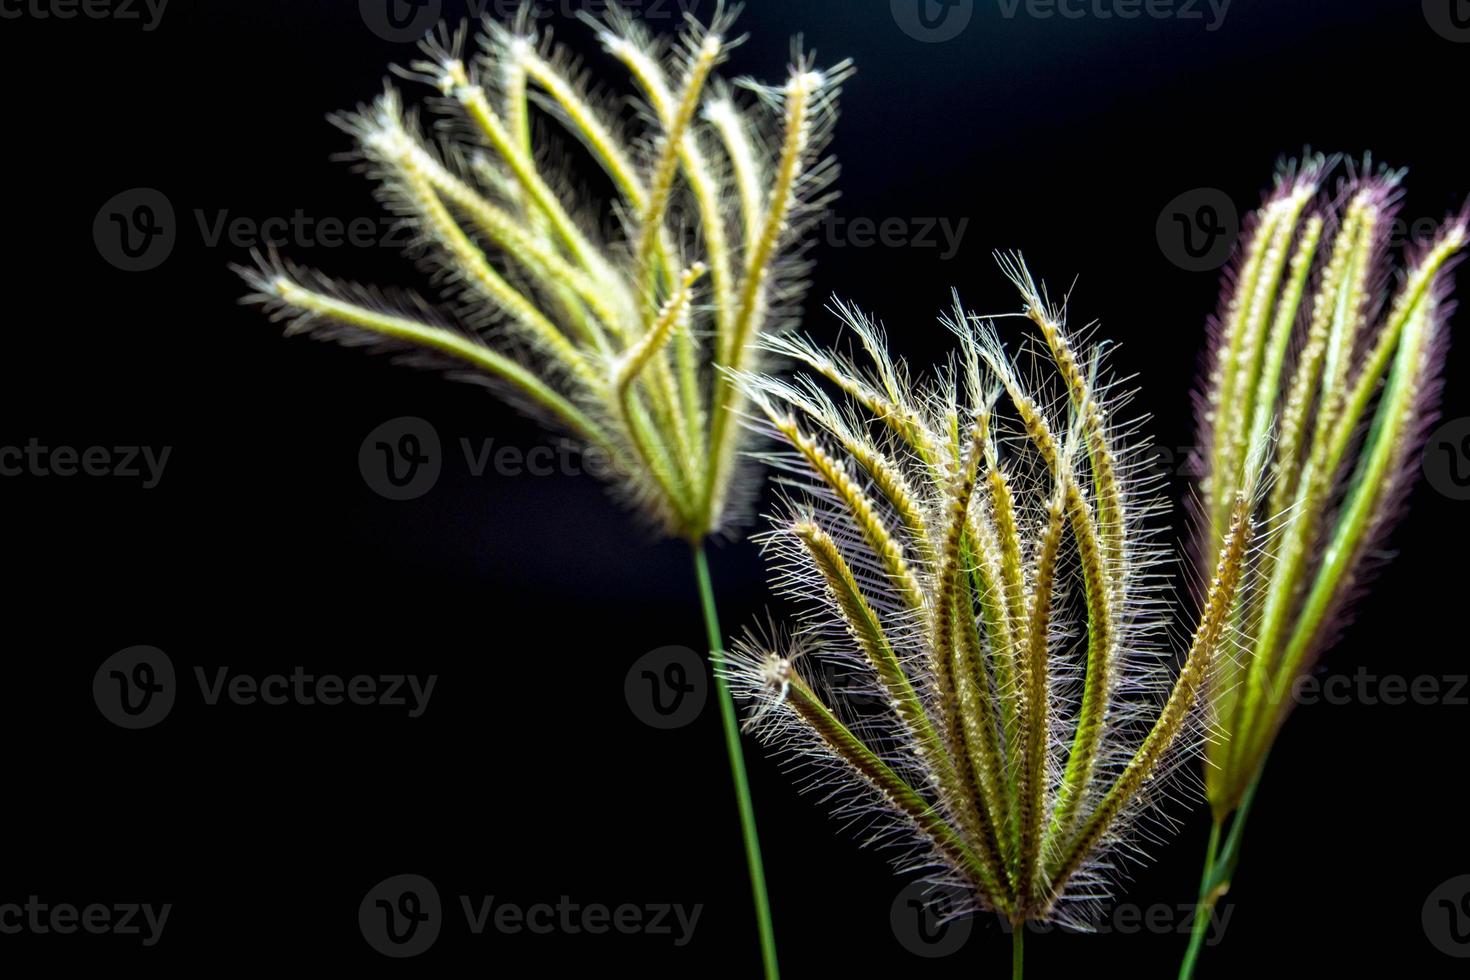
728, 260, 1258, 974
238, 2, 849, 541
237, 9, 853, 975
1179, 158, 1467, 977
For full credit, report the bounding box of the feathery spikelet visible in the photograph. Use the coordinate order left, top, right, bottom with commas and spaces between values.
1193, 157, 1467, 816
236, 3, 851, 541
724, 258, 1258, 927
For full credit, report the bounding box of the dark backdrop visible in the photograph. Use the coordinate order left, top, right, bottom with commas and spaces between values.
3, 0, 1466, 974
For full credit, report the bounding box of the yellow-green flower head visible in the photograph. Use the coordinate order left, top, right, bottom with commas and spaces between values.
238, 4, 851, 541
725, 259, 1259, 926
1193, 156, 1467, 815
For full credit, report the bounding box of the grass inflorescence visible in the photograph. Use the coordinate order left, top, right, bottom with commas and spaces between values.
234, 7, 854, 976
1180, 156, 1467, 976
238, 4, 849, 543
726, 258, 1261, 949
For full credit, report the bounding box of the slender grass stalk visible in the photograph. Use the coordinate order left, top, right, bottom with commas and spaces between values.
1179, 766, 1261, 979
1177, 817, 1221, 978
1012, 924, 1024, 980
235, 8, 852, 976
725, 259, 1261, 973
693, 544, 778, 978
1184, 156, 1467, 976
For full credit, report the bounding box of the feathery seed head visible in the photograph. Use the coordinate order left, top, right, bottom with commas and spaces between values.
726, 259, 1256, 926
1194, 156, 1467, 815
235, 3, 850, 541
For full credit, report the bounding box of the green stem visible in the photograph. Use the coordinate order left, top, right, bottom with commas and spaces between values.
692, 542, 780, 979
1178, 819, 1222, 979
1178, 765, 1265, 979
1012, 922, 1024, 980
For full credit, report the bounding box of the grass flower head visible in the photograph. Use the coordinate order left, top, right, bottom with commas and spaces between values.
1178, 156, 1465, 978
234, 8, 854, 974
727, 260, 1259, 931
1194, 157, 1467, 816
238, 3, 850, 542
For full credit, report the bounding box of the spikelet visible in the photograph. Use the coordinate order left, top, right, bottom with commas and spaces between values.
1193, 156, 1467, 816
236, 3, 851, 541
724, 258, 1258, 927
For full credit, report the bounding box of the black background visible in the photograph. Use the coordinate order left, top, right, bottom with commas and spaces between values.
3, 0, 1467, 974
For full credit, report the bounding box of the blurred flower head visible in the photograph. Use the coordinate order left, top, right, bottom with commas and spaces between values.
239, 3, 850, 541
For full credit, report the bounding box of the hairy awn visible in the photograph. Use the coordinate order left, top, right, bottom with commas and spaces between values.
235, 7, 852, 975
1179, 157, 1467, 976
727, 260, 1259, 975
